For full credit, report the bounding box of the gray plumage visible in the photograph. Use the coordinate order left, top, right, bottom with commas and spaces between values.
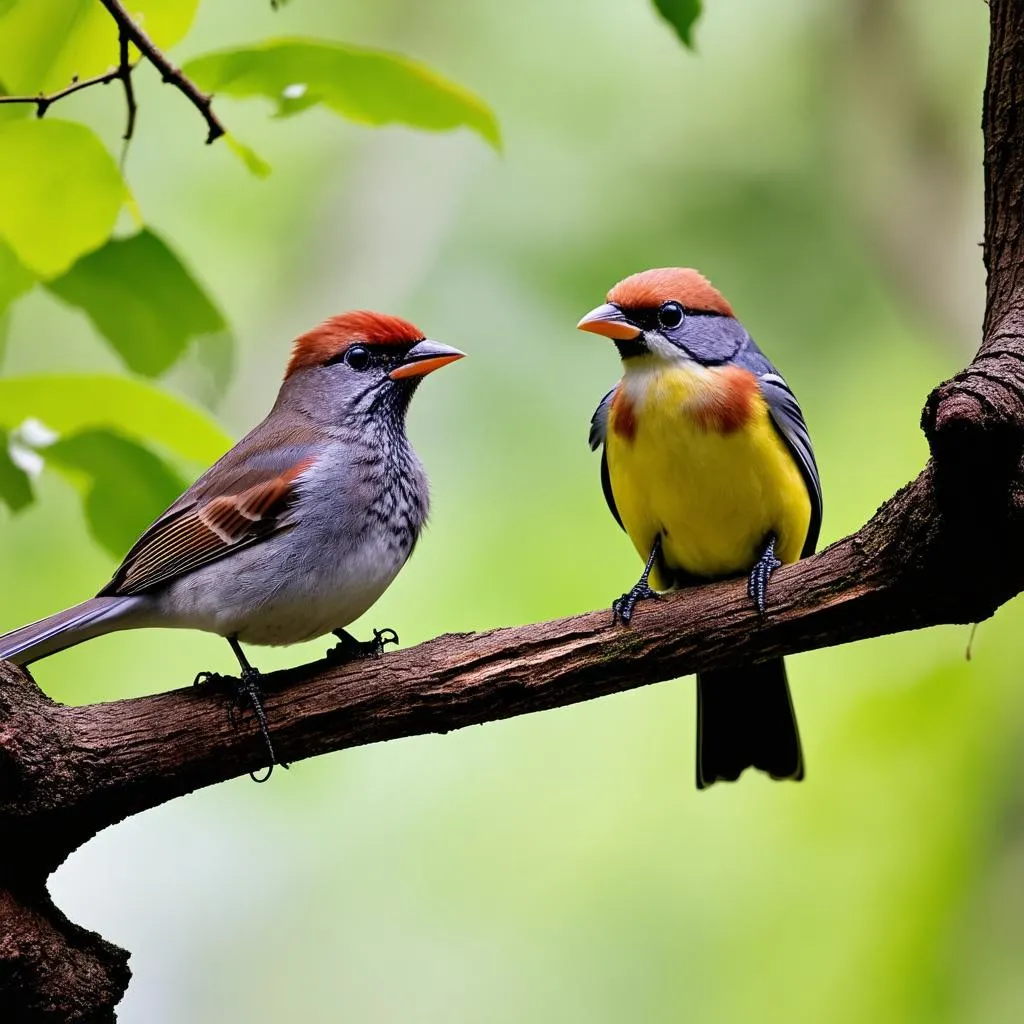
0, 320, 459, 667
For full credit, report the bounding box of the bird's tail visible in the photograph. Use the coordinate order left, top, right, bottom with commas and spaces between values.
0, 597, 143, 666
696, 658, 804, 788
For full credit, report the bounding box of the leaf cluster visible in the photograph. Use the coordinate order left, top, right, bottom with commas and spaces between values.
0, 0, 506, 556
0, 0, 696, 558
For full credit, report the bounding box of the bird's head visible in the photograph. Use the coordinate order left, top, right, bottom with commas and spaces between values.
281, 311, 464, 425
577, 268, 746, 369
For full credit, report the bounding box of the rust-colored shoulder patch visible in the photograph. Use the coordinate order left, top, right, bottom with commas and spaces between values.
105, 456, 316, 596
610, 388, 638, 442
691, 366, 759, 433
608, 268, 734, 318
285, 311, 424, 378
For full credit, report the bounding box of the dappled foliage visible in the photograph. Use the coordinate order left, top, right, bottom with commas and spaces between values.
0, 0, 498, 554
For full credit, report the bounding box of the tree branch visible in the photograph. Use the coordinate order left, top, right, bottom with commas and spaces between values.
0, 68, 129, 118
4, 1, 1024, 1020
117, 26, 137, 143
0, 0, 224, 146
97, 0, 225, 144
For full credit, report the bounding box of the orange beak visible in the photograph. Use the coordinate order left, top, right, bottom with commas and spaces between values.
389, 339, 466, 380
576, 303, 642, 340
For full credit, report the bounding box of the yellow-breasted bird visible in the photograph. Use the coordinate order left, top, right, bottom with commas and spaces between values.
578, 268, 822, 788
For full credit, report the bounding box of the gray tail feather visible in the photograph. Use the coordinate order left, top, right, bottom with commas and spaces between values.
0, 597, 141, 666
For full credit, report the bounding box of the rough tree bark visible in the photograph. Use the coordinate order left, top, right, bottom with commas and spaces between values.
3, 2, 1024, 1020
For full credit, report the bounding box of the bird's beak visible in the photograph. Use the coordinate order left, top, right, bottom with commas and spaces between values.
576, 303, 642, 340
390, 339, 466, 380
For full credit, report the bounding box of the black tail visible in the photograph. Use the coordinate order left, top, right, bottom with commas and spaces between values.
696, 658, 804, 789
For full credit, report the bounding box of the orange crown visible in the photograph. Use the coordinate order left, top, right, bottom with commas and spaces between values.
607, 268, 734, 318
285, 311, 425, 378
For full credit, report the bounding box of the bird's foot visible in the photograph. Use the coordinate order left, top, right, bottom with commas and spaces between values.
233, 666, 289, 783
327, 627, 399, 664
747, 535, 782, 615
193, 670, 225, 689
612, 583, 660, 626
195, 667, 287, 782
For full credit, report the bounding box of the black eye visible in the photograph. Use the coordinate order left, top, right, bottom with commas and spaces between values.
345, 345, 371, 371
658, 301, 684, 330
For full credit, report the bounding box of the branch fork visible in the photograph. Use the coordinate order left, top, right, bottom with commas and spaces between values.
0, 0, 223, 145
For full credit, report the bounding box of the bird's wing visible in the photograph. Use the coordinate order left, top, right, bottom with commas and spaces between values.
757, 372, 822, 556
589, 387, 624, 531
98, 441, 317, 597
589, 387, 616, 451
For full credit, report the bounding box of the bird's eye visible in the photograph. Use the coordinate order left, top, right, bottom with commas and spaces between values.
658, 301, 684, 330
345, 345, 371, 371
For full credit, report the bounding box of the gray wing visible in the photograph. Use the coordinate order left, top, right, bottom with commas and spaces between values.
589, 387, 624, 531
758, 372, 822, 556
734, 336, 822, 556
97, 426, 321, 597
589, 387, 615, 451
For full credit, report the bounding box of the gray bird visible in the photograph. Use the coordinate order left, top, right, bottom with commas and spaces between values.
0, 310, 464, 774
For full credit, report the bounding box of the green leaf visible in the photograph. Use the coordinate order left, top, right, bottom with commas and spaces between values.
224, 133, 272, 178
0, 238, 35, 317
652, 0, 703, 49
46, 229, 229, 378
0, 427, 33, 512
0, 375, 230, 557
184, 38, 500, 149
0, 119, 127, 278
45, 427, 187, 559
0, 0, 200, 95
0, 374, 231, 465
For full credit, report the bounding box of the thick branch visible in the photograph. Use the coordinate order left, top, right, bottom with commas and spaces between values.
922, 0, 1024, 489
0, 889, 129, 1024
3, 457, 1022, 885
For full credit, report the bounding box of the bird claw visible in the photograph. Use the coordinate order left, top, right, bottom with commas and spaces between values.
196, 665, 286, 781
747, 535, 782, 615
371, 627, 400, 654
193, 670, 225, 688
327, 626, 399, 664
233, 667, 289, 782
611, 583, 660, 626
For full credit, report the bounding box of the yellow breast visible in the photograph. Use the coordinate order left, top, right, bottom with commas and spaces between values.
605, 360, 811, 589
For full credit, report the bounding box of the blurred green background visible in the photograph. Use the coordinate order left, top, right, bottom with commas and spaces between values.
4, 1, 1023, 1021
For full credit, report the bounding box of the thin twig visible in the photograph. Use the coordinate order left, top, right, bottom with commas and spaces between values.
0, 0, 219, 147
97, 0, 226, 144
117, 26, 137, 143
0, 68, 123, 117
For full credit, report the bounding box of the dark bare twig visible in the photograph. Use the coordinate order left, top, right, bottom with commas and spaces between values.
117, 26, 137, 143
0, 0, 224, 146
97, 0, 225, 143
0, 68, 126, 117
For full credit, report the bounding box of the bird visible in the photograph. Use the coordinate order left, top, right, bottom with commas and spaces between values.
577, 268, 821, 789
0, 310, 464, 778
